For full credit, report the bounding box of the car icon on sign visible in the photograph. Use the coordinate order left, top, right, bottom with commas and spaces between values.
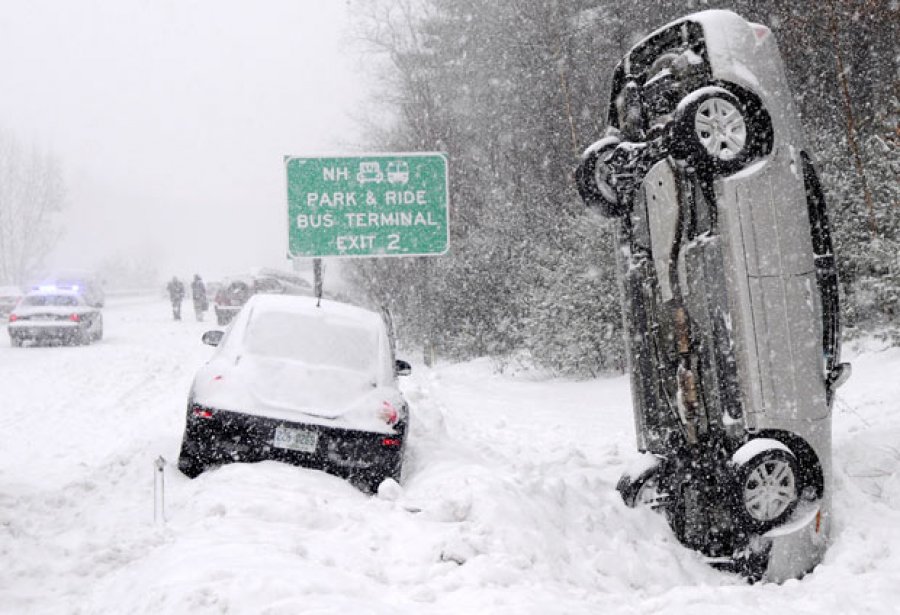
357, 162, 384, 184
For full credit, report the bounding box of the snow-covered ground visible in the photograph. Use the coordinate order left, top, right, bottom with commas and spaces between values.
1, 298, 898, 614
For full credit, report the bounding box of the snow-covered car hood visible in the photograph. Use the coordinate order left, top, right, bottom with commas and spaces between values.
191, 354, 405, 433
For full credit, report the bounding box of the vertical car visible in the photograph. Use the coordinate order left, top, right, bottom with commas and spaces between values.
178, 294, 412, 493
575, 10, 849, 581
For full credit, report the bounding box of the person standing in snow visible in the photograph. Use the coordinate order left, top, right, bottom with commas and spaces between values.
191, 274, 208, 322
167, 276, 185, 320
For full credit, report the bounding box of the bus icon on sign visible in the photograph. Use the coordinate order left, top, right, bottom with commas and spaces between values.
357, 161, 384, 184
387, 161, 410, 184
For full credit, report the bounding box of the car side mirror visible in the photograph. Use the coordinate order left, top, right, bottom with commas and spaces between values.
202, 330, 224, 347
395, 359, 412, 376
826, 362, 851, 390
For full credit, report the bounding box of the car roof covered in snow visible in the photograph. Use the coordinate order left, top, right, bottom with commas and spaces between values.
210, 293, 394, 386
243, 293, 383, 326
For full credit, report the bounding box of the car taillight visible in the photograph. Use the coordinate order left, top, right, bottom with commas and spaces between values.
69, 313, 80, 322
379, 401, 399, 425
381, 438, 402, 448
191, 404, 215, 419
8, 314, 17, 322
751, 23, 770, 42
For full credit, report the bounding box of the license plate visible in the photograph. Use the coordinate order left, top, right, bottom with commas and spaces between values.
272, 425, 319, 453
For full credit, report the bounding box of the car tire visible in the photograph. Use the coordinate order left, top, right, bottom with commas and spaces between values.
575, 136, 625, 217
216, 310, 228, 327
364, 450, 403, 494
731, 439, 801, 532
177, 435, 208, 479
10, 335, 23, 348
672, 86, 762, 175
93, 316, 104, 341
617, 462, 667, 509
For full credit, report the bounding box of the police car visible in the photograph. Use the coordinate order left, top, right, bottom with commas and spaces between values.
7, 286, 103, 347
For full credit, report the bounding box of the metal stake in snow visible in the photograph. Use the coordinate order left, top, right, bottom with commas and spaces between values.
313, 258, 322, 307
153, 456, 166, 524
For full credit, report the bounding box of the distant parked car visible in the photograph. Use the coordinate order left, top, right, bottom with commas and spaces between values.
213, 273, 311, 326
0, 286, 23, 317
575, 10, 848, 582
177, 294, 412, 492
8, 290, 103, 346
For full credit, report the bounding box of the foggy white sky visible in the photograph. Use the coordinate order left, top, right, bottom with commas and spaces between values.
0, 0, 374, 283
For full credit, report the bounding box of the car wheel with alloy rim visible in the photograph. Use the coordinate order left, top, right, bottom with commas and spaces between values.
731, 439, 801, 532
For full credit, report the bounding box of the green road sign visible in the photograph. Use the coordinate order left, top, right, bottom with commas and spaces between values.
285, 153, 449, 258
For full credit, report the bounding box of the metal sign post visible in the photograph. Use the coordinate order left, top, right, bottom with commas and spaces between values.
313, 258, 322, 305
285, 153, 449, 258
153, 456, 166, 524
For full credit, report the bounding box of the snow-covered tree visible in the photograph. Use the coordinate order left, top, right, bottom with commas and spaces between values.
349, 0, 899, 373
0, 130, 66, 286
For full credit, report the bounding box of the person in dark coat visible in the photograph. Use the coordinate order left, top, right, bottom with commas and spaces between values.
167, 276, 185, 320
191, 274, 208, 322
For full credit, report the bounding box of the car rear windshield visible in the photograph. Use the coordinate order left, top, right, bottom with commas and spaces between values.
23, 295, 79, 307
244, 310, 380, 372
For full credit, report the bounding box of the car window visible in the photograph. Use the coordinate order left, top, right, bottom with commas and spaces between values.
243, 310, 380, 372
23, 295, 79, 307
226, 282, 251, 302
253, 278, 284, 294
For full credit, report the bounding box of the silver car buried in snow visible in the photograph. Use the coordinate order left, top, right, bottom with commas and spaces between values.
575, 10, 850, 581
